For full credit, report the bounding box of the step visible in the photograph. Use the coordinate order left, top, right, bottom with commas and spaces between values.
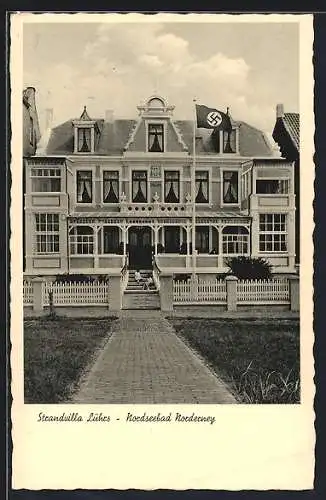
122, 291, 160, 310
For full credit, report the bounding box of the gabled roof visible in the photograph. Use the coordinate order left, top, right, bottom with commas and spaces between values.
282, 112, 300, 150
45, 116, 273, 157
272, 111, 299, 154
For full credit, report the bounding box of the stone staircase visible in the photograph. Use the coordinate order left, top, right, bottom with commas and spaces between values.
122, 270, 160, 310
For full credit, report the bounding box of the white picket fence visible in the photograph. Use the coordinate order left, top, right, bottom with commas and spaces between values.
173, 279, 227, 304
173, 278, 289, 304
42, 281, 109, 306
23, 281, 33, 304
237, 279, 289, 304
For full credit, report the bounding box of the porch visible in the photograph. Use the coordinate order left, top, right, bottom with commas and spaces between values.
67, 214, 252, 274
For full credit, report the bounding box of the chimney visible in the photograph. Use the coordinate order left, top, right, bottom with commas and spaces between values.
276, 104, 284, 119
105, 109, 114, 123
45, 108, 53, 129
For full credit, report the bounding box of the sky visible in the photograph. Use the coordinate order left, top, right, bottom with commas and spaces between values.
23, 19, 299, 135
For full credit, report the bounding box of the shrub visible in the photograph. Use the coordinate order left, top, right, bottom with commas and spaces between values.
226, 256, 272, 280
55, 273, 94, 283
174, 273, 191, 283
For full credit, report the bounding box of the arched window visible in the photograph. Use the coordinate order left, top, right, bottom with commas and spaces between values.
222, 226, 249, 254
148, 97, 165, 108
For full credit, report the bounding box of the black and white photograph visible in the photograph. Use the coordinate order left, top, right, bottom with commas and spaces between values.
11, 12, 314, 490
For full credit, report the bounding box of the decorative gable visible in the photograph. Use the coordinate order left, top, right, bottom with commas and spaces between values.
123, 95, 188, 154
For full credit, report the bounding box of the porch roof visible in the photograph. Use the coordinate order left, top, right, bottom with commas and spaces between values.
68, 211, 249, 218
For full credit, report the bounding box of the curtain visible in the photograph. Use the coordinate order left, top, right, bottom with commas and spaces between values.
223, 172, 238, 203
195, 227, 209, 253
132, 172, 147, 202
103, 172, 119, 203
78, 128, 91, 152
103, 227, 119, 253
77, 172, 92, 203
149, 125, 163, 152
223, 131, 236, 153
165, 172, 179, 203
195, 172, 208, 203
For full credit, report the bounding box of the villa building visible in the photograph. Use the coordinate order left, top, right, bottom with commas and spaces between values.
23, 95, 296, 278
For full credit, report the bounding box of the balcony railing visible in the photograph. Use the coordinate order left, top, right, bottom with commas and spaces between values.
119, 201, 192, 216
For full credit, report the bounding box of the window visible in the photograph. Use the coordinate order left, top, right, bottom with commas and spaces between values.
259, 214, 287, 252
77, 170, 92, 203
77, 127, 92, 153
29, 117, 34, 146
196, 226, 209, 253
223, 130, 236, 153
69, 226, 94, 255
31, 167, 61, 192
222, 226, 249, 254
223, 171, 238, 204
164, 171, 180, 203
195, 171, 209, 203
256, 179, 289, 194
35, 214, 59, 254
148, 124, 164, 152
132, 171, 147, 202
103, 227, 119, 254
103, 171, 119, 203
164, 227, 180, 253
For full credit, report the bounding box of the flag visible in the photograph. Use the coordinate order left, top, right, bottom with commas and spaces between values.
196, 104, 232, 132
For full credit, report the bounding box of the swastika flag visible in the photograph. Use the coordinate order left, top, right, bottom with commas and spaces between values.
196, 104, 232, 132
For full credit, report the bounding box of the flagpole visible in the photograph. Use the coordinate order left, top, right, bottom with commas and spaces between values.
192, 99, 197, 278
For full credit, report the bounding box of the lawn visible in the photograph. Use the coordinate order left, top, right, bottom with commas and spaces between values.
24, 317, 116, 403
171, 318, 300, 404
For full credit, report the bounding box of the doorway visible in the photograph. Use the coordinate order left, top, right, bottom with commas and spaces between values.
128, 226, 153, 269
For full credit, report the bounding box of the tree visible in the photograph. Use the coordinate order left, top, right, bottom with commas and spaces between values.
226, 256, 272, 280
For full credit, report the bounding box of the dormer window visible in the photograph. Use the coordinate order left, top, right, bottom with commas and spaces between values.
223, 129, 237, 153
73, 106, 97, 154
77, 127, 92, 152
148, 124, 164, 152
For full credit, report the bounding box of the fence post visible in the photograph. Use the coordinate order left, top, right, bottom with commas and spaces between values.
226, 275, 238, 312
32, 278, 44, 313
108, 273, 122, 311
289, 275, 300, 312
159, 273, 173, 312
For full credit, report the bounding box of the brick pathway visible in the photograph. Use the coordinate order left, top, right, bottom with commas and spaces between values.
72, 310, 237, 404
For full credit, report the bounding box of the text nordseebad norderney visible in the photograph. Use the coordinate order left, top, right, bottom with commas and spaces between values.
37, 411, 216, 425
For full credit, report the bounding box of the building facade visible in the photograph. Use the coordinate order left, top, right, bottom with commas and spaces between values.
23, 87, 41, 157
272, 104, 300, 265
24, 96, 296, 278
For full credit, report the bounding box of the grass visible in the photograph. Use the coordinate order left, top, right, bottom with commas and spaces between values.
171, 318, 300, 404
24, 316, 116, 403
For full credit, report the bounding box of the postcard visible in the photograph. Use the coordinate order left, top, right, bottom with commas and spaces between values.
10, 12, 314, 490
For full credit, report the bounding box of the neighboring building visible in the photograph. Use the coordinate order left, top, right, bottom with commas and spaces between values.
23, 87, 41, 271
23, 87, 41, 156
272, 104, 300, 265
23, 95, 296, 277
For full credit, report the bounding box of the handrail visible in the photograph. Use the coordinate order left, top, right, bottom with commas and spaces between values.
120, 253, 129, 292
152, 255, 161, 291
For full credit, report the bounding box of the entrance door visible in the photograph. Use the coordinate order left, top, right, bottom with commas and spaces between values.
128, 227, 153, 269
